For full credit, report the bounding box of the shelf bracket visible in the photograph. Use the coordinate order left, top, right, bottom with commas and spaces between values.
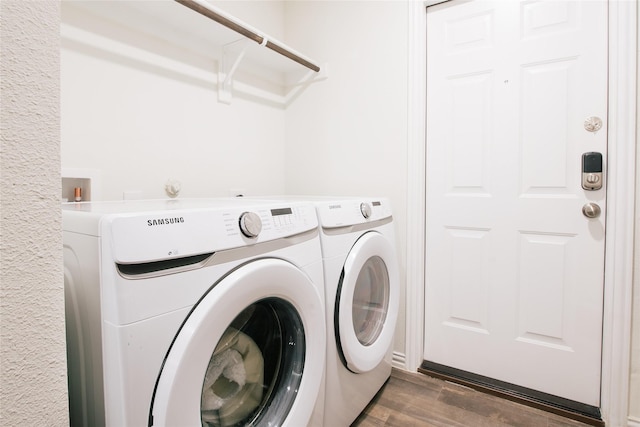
283, 63, 330, 106
218, 38, 251, 104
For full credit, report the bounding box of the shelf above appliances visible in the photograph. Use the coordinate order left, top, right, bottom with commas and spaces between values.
61, 0, 327, 106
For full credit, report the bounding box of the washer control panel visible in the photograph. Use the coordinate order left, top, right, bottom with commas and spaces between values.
105, 201, 318, 264
236, 207, 301, 238
251, 206, 309, 236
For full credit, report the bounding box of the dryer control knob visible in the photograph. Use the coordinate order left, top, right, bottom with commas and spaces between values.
360, 202, 372, 219
239, 212, 262, 238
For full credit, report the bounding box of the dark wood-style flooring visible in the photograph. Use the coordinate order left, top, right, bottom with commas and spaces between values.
351, 369, 593, 427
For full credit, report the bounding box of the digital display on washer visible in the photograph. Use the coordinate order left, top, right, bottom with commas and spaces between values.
271, 207, 293, 216
373, 201, 381, 206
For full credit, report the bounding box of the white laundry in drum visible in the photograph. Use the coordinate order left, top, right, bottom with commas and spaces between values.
201, 328, 264, 427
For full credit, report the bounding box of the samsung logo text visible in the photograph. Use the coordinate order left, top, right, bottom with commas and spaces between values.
147, 217, 185, 226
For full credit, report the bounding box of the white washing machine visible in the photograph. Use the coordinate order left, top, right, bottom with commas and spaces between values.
315, 197, 399, 426
63, 198, 326, 427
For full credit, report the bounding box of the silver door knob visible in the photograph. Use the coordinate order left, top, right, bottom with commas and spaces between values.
582, 203, 601, 219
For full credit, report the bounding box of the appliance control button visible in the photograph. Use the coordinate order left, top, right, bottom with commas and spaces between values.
360, 202, 372, 219
239, 212, 262, 238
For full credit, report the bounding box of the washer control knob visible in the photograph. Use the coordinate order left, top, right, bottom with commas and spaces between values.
239, 212, 262, 238
360, 202, 372, 219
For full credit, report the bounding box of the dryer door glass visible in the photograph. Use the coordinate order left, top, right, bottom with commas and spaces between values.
352, 256, 389, 346
337, 231, 399, 374
200, 299, 305, 427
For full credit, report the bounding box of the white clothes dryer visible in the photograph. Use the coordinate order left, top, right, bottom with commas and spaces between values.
252, 197, 400, 426
63, 198, 326, 427
314, 197, 399, 426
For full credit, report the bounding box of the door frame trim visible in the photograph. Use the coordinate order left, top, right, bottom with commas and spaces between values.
404, 1, 637, 425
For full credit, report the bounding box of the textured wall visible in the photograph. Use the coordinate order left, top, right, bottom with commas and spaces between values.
0, 1, 68, 425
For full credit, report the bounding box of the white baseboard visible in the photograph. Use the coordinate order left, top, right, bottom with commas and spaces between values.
392, 351, 407, 370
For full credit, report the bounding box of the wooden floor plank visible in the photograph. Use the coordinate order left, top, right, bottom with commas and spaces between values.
351, 369, 594, 427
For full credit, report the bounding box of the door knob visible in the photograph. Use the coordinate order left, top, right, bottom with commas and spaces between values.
582, 203, 601, 219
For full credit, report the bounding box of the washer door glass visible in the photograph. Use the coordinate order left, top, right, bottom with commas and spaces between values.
201, 300, 304, 427
337, 231, 399, 374
150, 258, 325, 427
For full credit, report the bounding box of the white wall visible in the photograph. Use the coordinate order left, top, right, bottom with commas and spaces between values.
0, 1, 68, 425
61, 1, 290, 201
283, 1, 409, 355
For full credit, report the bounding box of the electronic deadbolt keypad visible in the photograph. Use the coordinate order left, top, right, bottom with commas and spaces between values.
582, 152, 603, 191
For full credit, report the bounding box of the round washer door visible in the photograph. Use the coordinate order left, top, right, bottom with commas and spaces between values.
150, 258, 325, 427
337, 231, 399, 374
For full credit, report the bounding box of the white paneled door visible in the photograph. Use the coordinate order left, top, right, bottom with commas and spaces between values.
424, 0, 607, 406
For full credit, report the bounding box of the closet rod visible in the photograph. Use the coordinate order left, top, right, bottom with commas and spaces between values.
175, 0, 321, 73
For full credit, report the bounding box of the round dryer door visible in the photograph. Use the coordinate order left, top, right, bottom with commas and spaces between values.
336, 231, 400, 374
149, 258, 325, 427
